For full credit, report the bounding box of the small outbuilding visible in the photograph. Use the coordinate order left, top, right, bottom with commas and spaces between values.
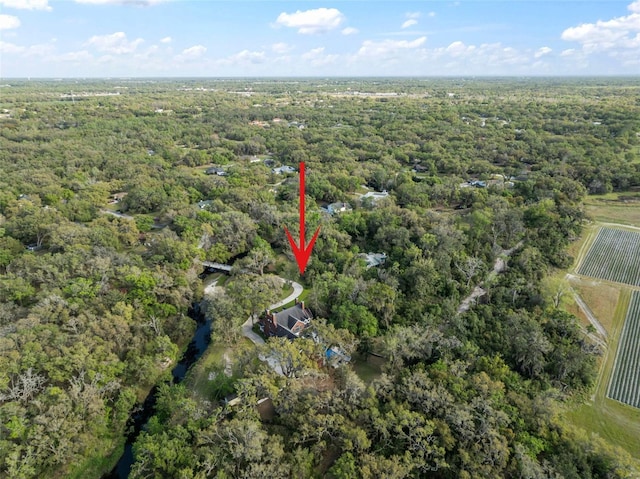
326, 202, 352, 215
361, 252, 387, 268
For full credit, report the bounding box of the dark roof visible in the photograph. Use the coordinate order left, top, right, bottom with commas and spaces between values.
271, 303, 312, 338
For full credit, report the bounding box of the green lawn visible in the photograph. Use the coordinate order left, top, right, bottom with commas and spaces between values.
185, 340, 227, 400
584, 193, 640, 226
278, 288, 310, 310
202, 273, 222, 288
352, 353, 384, 384
563, 288, 640, 463
281, 282, 294, 299
565, 399, 640, 464
568, 279, 620, 334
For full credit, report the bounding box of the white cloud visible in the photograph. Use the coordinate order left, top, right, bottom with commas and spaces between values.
75, 0, 168, 5
383, 30, 432, 37
160, 36, 172, 44
271, 42, 293, 53
177, 44, 206, 60
358, 36, 427, 57
341, 26, 358, 35
406, 12, 421, 19
0, 40, 24, 53
0, 0, 51, 11
133, 44, 160, 61
421, 41, 530, 69
275, 7, 345, 34
301, 46, 338, 66
444, 40, 476, 57
428, 11, 436, 18
0, 14, 21, 30
85, 32, 144, 54
24, 42, 55, 57
534, 46, 552, 58
401, 19, 418, 29
561, 3, 640, 53
273, 54, 293, 64
0, 38, 54, 56
55, 50, 93, 62
560, 48, 575, 57
224, 49, 266, 64
301, 47, 323, 59
216, 49, 266, 67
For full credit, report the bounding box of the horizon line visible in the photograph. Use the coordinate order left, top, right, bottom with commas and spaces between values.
2, 75, 640, 80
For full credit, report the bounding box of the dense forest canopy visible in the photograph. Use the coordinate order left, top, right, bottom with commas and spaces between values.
0, 78, 639, 478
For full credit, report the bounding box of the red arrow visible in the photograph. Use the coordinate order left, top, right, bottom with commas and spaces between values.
284, 162, 320, 275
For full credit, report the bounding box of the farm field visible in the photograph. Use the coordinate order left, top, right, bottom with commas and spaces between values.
577, 227, 640, 286
584, 192, 640, 226
563, 223, 640, 462
607, 291, 640, 409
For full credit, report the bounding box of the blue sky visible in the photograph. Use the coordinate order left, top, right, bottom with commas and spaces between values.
1, 1, 639, 77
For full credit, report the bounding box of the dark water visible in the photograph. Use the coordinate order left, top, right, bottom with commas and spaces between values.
104, 301, 211, 479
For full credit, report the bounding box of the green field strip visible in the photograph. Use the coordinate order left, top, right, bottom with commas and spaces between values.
607, 291, 640, 408
577, 228, 640, 287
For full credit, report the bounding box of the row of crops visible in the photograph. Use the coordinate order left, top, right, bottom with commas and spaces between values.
577, 227, 640, 287
607, 291, 640, 409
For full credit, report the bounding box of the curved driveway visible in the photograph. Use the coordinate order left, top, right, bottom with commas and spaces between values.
242, 277, 304, 345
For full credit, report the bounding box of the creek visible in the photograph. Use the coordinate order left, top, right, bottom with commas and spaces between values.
104, 300, 212, 479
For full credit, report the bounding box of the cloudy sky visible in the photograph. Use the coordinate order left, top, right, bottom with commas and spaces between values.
1, 0, 639, 77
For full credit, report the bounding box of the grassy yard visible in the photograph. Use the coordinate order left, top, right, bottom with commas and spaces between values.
564, 288, 640, 463
104, 202, 121, 212
278, 288, 310, 310
198, 274, 308, 393
185, 340, 227, 400
584, 193, 640, 226
352, 353, 384, 384
568, 278, 620, 334
281, 282, 294, 299
202, 273, 222, 288
563, 295, 590, 330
